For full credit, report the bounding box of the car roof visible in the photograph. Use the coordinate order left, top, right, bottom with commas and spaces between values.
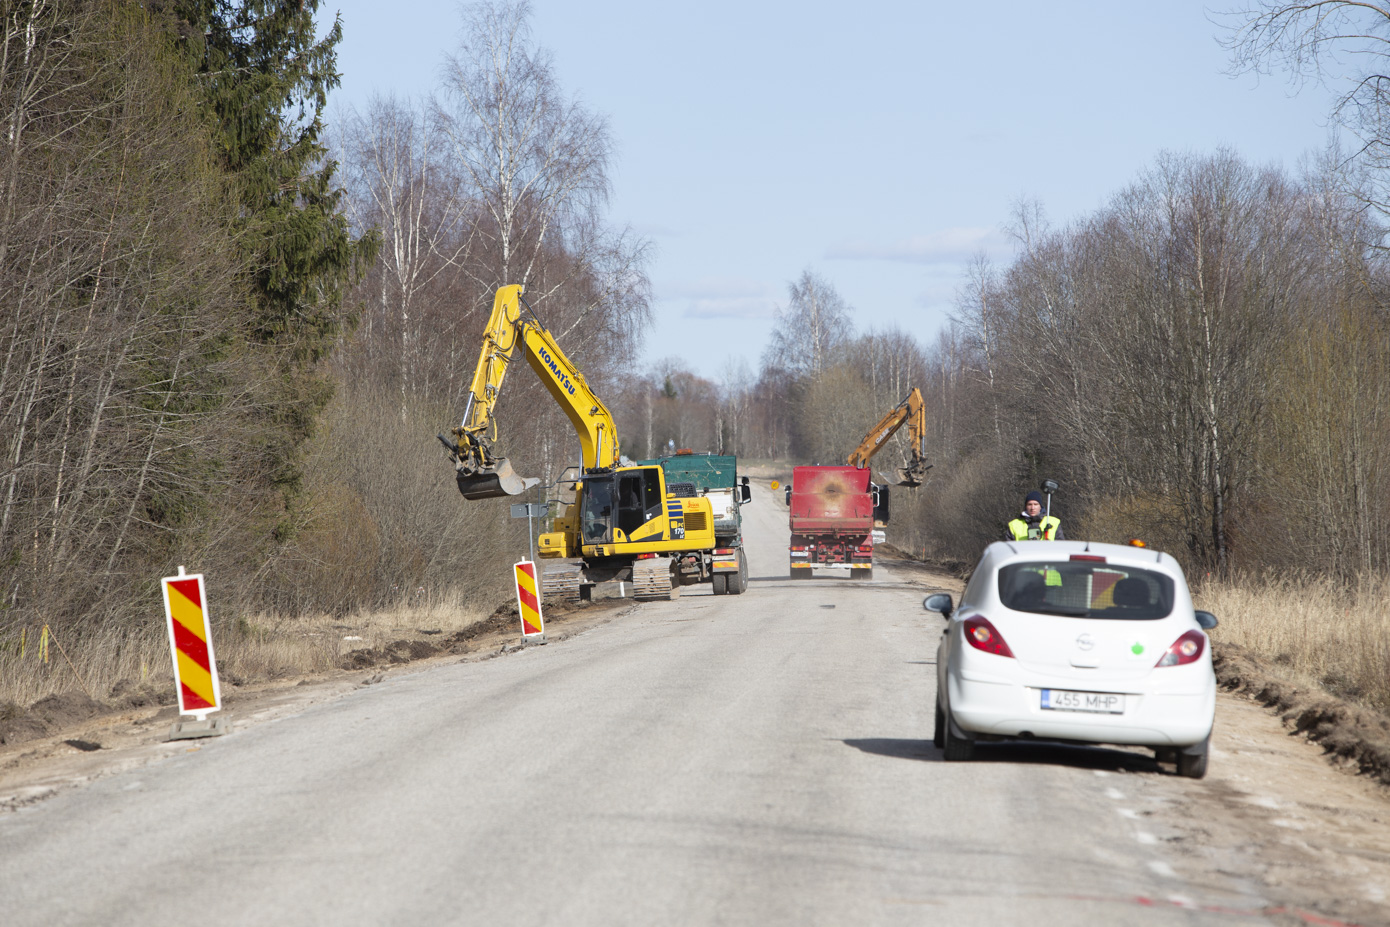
981, 539, 1185, 579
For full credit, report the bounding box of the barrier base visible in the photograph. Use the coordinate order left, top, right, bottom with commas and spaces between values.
168, 715, 232, 740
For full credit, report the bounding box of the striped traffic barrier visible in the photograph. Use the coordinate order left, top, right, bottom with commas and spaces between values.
514, 560, 545, 641
161, 566, 230, 739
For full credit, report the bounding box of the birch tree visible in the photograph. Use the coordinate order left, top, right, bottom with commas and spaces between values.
434, 0, 648, 343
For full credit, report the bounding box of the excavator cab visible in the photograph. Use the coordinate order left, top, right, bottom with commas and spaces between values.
579, 467, 665, 546
580, 475, 616, 542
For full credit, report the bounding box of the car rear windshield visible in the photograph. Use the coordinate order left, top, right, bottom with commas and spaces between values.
997, 562, 1175, 620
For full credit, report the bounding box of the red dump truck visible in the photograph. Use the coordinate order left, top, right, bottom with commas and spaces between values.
785, 465, 879, 580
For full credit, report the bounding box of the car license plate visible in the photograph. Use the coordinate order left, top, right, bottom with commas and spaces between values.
1040, 689, 1125, 714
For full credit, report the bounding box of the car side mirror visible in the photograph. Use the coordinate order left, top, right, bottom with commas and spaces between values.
923, 593, 953, 619
1195, 610, 1218, 630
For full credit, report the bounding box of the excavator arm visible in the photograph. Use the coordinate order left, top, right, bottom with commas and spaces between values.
846, 387, 933, 487
441, 284, 621, 500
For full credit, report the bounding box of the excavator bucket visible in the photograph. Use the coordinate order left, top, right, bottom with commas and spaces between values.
455, 457, 540, 500
891, 459, 934, 488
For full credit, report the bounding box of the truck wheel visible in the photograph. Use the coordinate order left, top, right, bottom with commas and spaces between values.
712, 573, 728, 595
854, 568, 873, 580
731, 550, 748, 594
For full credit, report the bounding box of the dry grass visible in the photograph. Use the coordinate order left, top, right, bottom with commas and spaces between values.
0, 593, 495, 710
1196, 572, 1390, 713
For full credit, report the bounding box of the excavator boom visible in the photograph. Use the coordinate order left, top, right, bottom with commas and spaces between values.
443, 284, 619, 499
847, 387, 933, 487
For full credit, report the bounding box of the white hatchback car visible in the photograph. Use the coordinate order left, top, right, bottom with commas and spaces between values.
926, 540, 1218, 778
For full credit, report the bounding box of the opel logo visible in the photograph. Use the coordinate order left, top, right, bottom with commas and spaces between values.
1075, 633, 1095, 651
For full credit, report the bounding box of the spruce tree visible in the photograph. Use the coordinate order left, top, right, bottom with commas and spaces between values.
169, 0, 377, 491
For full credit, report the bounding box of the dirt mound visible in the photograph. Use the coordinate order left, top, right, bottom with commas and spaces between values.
0, 692, 105, 746
1214, 642, 1390, 785
339, 638, 444, 669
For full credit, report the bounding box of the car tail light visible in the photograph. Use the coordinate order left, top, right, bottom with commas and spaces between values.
962, 617, 1014, 658
1156, 630, 1206, 667
1070, 554, 1106, 562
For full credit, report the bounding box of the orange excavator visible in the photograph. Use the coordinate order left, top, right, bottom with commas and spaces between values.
847, 387, 932, 487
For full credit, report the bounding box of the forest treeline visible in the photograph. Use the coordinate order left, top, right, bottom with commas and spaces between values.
4, 0, 1390, 660
699, 151, 1390, 581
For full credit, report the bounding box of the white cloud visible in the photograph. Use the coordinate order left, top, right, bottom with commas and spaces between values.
654, 277, 782, 319
660, 277, 775, 301
825, 227, 1013, 265
676, 296, 781, 320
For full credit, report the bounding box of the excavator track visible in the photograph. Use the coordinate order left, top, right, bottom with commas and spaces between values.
632, 556, 680, 600
541, 563, 584, 604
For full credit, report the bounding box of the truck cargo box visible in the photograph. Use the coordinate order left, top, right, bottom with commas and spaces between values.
789, 465, 874, 535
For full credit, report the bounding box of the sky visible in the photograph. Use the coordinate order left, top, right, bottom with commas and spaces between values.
322, 1, 1339, 382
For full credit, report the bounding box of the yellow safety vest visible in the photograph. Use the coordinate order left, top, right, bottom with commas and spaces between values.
1007, 515, 1061, 541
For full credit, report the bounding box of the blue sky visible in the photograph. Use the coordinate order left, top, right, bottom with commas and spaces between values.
324, 1, 1338, 381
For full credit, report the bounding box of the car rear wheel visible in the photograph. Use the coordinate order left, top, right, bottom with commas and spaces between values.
1177, 738, 1209, 779
933, 697, 945, 749
942, 710, 975, 762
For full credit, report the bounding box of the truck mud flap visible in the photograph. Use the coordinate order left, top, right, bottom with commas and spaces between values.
455, 457, 539, 500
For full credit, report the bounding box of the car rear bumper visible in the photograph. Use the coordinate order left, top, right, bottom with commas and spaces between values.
947, 674, 1214, 748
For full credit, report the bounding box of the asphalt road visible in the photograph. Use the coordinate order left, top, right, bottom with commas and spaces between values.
0, 487, 1345, 925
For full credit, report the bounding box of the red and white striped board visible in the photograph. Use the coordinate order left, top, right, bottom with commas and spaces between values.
161, 568, 222, 720
514, 560, 545, 640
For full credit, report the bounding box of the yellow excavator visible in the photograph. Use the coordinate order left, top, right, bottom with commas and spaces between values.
438, 285, 718, 602
847, 387, 933, 487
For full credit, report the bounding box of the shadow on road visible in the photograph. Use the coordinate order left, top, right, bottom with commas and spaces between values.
842, 737, 1167, 774
842, 737, 938, 761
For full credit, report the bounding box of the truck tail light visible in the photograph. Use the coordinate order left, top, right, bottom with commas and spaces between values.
636, 553, 661, 560
1156, 630, 1206, 667
714, 548, 733, 555
962, 617, 1014, 658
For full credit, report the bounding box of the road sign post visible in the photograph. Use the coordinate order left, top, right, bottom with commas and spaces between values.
510, 502, 549, 563
160, 566, 230, 740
